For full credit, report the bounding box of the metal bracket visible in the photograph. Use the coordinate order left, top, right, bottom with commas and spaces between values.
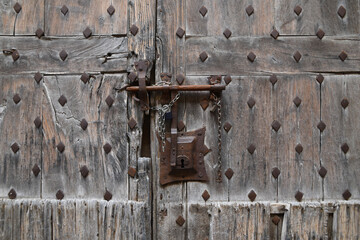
134, 60, 150, 111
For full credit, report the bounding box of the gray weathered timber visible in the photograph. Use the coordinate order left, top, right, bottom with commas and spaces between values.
41, 74, 128, 200
321, 75, 360, 200
45, 0, 127, 36
0, 37, 127, 74
0, 75, 42, 198
186, 0, 276, 37
185, 36, 360, 76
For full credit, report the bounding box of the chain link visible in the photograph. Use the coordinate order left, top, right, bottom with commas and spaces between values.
151, 93, 181, 152
211, 93, 222, 183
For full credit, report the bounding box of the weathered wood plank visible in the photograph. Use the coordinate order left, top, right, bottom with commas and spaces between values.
45, 0, 127, 36
321, 75, 360, 200
0, 37, 127, 74
187, 204, 210, 239
157, 203, 186, 240
185, 36, 360, 76
186, 0, 276, 37
275, 0, 360, 35
0, 76, 42, 198
0, 0, 44, 35
335, 203, 360, 239
41, 74, 128, 200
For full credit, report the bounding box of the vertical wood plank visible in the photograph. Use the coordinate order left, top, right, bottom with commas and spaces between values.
335, 203, 360, 239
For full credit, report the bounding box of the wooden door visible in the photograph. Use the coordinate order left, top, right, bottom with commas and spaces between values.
0, 0, 359, 239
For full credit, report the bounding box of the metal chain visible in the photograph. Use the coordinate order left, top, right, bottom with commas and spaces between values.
151, 93, 181, 152
211, 93, 222, 183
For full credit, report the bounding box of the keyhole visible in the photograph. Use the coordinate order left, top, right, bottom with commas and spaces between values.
181, 159, 185, 168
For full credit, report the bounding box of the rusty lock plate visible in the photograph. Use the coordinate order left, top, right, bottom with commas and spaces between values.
159, 127, 208, 185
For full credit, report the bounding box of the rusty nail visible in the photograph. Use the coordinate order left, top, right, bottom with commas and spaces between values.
35, 28, 44, 38
128, 167, 137, 178
57, 142, 65, 153
224, 75, 232, 85
202, 190, 210, 201
105, 96, 114, 107
176, 27, 185, 38
176, 216, 185, 226
13, 2, 22, 13
272, 215, 281, 225
337, 6, 346, 18
316, 74, 324, 84
178, 121, 185, 131
271, 29, 279, 39
128, 72, 137, 82
80, 73, 89, 83
341, 143, 349, 154
342, 189, 351, 200
295, 144, 303, 154
34, 117, 42, 128
56, 190, 64, 200
203, 145, 211, 156
103, 143, 112, 154
293, 96, 302, 107
318, 166, 327, 178
247, 52, 256, 62
246, 5, 254, 16
130, 25, 139, 36
128, 117, 137, 130
32, 164, 41, 177
58, 95, 67, 106
13, 94, 21, 104
176, 74, 185, 85
223, 28, 232, 39
80, 166, 89, 178
247, 144, 256, 155
12, 50, 20, 61
225, 168, 234, 180
83, 27, 92, 38
248, 190, 257, 201
107, 5, 115, 16
247, 97, 256, 109
339, 51, 347, 61
80, 119, 88, 130
316, 29, 325, 40
59, 50, 68, 61
294, 5, 302, 16
200, 99, 209, 110
8, 188, 17, 199
34, 72, 43, 83
317, 121, 326, 132
223, 122, 232, 132
199, 51, 208, 62
341, 98, 349, 109
295, 191, 303, 201
293, 51, 302, 62
272, 167, 281, 179
61, 5, 69, 15
104, 190, 112, 201
269, 74, 278, 86
11, 142, 20, 154
199, 6, 208, 17
272, 120, 281, 132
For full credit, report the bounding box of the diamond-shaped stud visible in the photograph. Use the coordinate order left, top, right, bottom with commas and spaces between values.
342, 189, 351, 200
32, 164, 41, 177
11, 143, 20, 154
341, 143, 349, 154
270, 29, 279, 39
225, 168, 234, 180
59, 50, 68, 61
34, 117, 42, 128
246, 5, 254, 16
130, 25, 139, 36
61, 5, 69, 15
293, 51, 302, 62
202, 190, 210, 201
293, 96, 302, 107
295, 191, 303, 201
8, 189, 17, 199
337, 6, 346, 18
176, 27, 185, 38
80, 119, 88, 130
34, 72, 43, 83
199, 6, 208, 17
247, 144, 256, 154
57, 142, 65, 153
13, 3, 22, 13
272, 215, 281, 225
105, 96, 114, 107
83, 27, 92, 38
128, 118, 137, 130
107, 5, 115, 16
103, 143, 112, 154
339, 51, 347, 61
272, 120, 281, 132
56, 190, 64, 200
247, 97, 256, 109
223, 122, 232, 132
223, 28, 232, 39
128, 167, 137, 178
35, 28, 44, 38
80, 73, 89, 83
272, 167, 281, 179
104, 190, 112, 201
316, 74, 324, 84
318, 166, 327, 178
80, 166, 89, 178
317, 121, 326, 132
200, 99, 209, 110
12, 50, 20, 61
294, 5, 302, 16
58, 95, 67, 106
128, 72, 137, 82
176, 74, 185, 85
248, 190, 257, 202
341, 98, 349, 109
177, 121, 185, 131
176, 216, 185, 226
224, 75, 232, 85
199, 51, 208, 62
295, 144, 303, 154
13, 94, 21, 104
269, 74, 278, 86
247, 52, 256, 62
316, 29, 325, 40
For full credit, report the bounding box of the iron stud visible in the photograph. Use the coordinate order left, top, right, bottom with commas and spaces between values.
199, 51, 208, 62
61, 5, 69, 15
128, 118, 137, 130
58, 95, 67, 106
56, 190, 64, 200
130, 25, 139, 36
295, 191, 303, 201
269, 74, 278, 86
128, 72, 137, 82
11, 143, 20, 154
341, 98, 349, 109
342, 189, 351, 200
13, 3, 22, 13
293, 51, 302, 62
12, 50, 20, 61
223, 122, 232, 132
339, 51, 347, 61
34, 117, 42, 128
293, 96, 302, 107
202, 190, 210, 201
104, 190, 112, 201
246, 5, 254, 16
247, 144, 256, 155
105, 96, 114, 107
176, 216, 185, 226
83, 27, 92, 38
59, 50, 68, 61
225, 168, 234, 180
318, 167, 327, 178
272, 215, 281, 225
80, 119, 88, 130
176, 74, 185, 85
34, 72, 43, 83
271, 29, 279, 39
35, 28, 44, 38
317, 121, 326, 132
247, 52, 256, 62
224, 75, 232, 85
316, 74, 324, 84
128, 167, 137, 178
294, 5, 302, 16
316, 29, 325, 39
247, 97, 256, 109
337, 6, 346, 18
272, 120, 281, 132
295, 144, 303, 154
223, 28, 232, 39
103, 143, 112, 154
8, 189, 17, 199
248, 190, 257, 201
57, 142, 65, 153
200, 99, 209, 110
32, 164, 41, 177
199, 6, 208, 17
272, 167, 281, 179
107, 5, 115, 16
80, 166, 89, 178
80, 73, 89, 83
176, 27, 185, 38
341, 143, 349, 154
13, 94, 21, 104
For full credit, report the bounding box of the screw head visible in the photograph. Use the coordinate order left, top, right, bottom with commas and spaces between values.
80, 119, 88, 130
34, 72, 43, 83
107, 5, 115, 16
130, 25, 139, 36
35, 28, 44, 38
34, 117, 42, 128
272, 167, 281, 179
12, 50, 20, 61
339, 51, 348, 61
316, 29, 325, 39
223, 28, 232, 39
247, 97, 256, 109
80, 166, 89, 178
337, 6, 346, 18
246, 5, 254, 16
57, 142, 65, 153
294, 5, 302, 16
223, 122, 232, 132
341, 98, 349, 109
11, 142, 20, 154
272, 120, 281, 132
295, 191, 303, 201
13, 94, 21, 104
176, 74, 185, 85
200, 99, 209, 110
103, 143, 112, 154
342, 189, 351, 200
176, 216, 185, 226
270, 29, 279, 39
247, 144, 256, 155
224, 75, 232, 85
60, 5, 69, 15
247, 52, 256, 62
56, 190, 64, 200
176, 27, 185, 38
316, 74, 324, 84
199, 51, 208, 62
341, 143, 349, 154
293, 96, 302, 107
293, 51, 302, 62
13, 3, 22, 13
59, 50, 68, 61
105, 96, 114, 107
225, 168, 234, 180
295, 144, 303, 154
199, 6, 208, 17
32, 164, 41, 177
8, 188, 17, 199
317, 121, 326, 132
128, 118, 137, 130
248, 190, 257, 201
104, 190, 112, 201
58, 95, 67, 106
318, 167, 327, 178
202, 190, 210, 201
272, 215, 281, 225
269, 74, 278, 86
